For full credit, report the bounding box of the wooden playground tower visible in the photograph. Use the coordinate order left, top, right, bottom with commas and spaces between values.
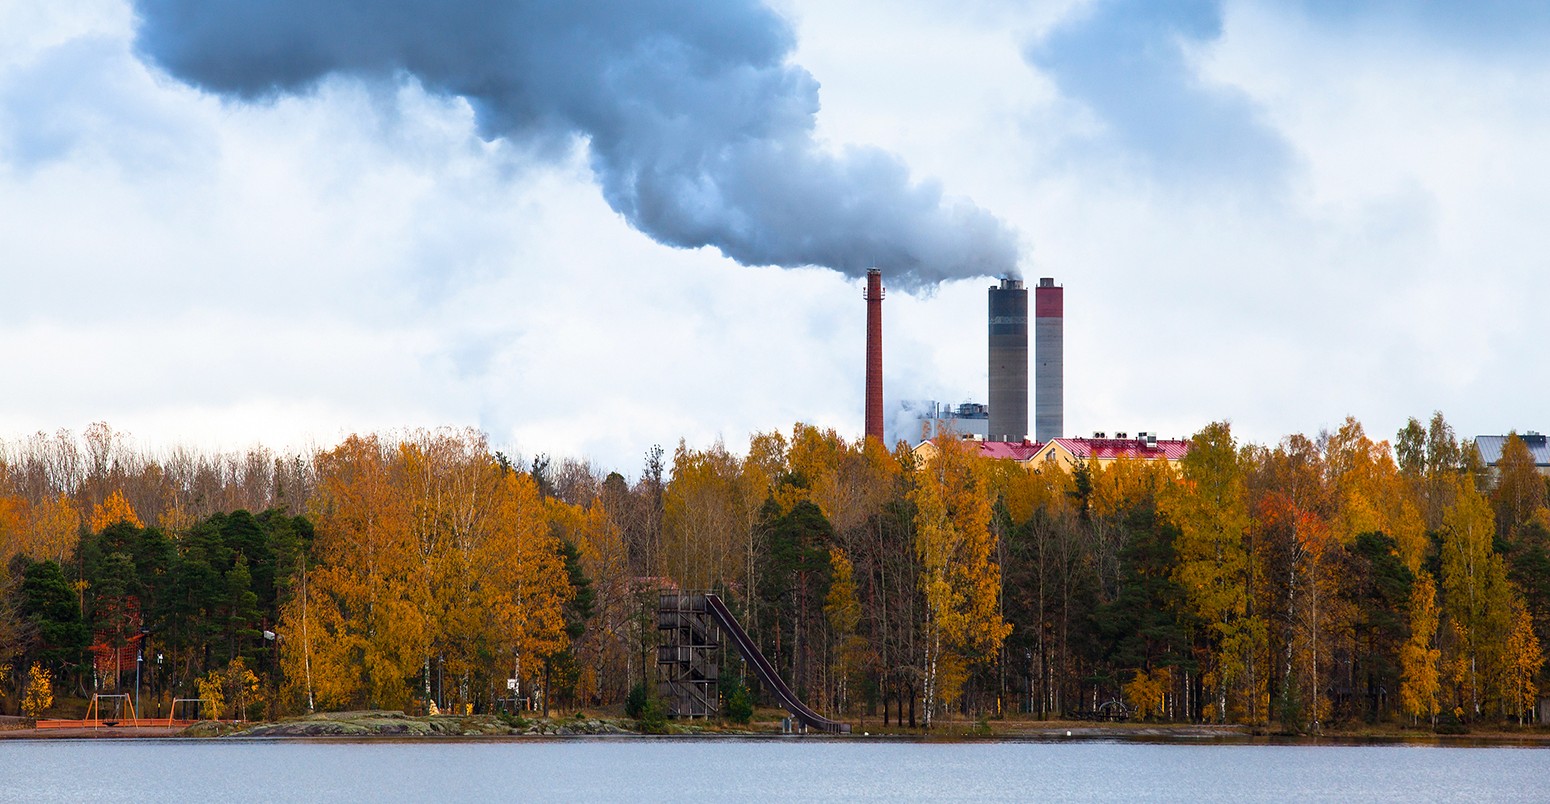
657, 591, 721, 719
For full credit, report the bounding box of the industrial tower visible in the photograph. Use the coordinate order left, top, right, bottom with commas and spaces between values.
988, 277, 1028, 442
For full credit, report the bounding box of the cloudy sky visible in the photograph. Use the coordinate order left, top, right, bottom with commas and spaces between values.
3, 0, 1548, 475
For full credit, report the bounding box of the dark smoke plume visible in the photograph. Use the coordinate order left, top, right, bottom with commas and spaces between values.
131, 0, 1018, 287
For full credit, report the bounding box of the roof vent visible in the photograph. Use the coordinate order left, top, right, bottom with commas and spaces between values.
1115, 432, 1128, 440
1092, 431, 1106, 439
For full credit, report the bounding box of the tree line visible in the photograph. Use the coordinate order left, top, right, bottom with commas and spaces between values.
1, 415, 1545, 730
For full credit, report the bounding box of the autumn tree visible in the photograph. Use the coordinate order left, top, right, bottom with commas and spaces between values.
89, 490, 142, 532
1124, 667, 1171, 720
1437, 475, 1513, 719
910, 435, 1011, 726
1245, 434, 1325, 729
824, 547, 868, 715
1003, 466, 1090, 719
0, 493, 26, 566
574, 490, 634, 704
279, 435, 427, 710
1325, 418, 1426, 570
1396, 413, 1463, 530
1399, 572, 1441, 725
1504, 598, 1542, 723
28, 494, 82, 565
1491, 433, 1545, 546
482, 466, 573, 710
661, 440, 746, 590
1163, 422, 1259, 723
22, 663, 53, 718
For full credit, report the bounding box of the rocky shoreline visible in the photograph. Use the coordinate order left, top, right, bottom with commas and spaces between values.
5, 710, 1546, 744
223, 710, 644, 738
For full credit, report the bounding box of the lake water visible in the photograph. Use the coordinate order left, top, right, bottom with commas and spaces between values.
0, 737, 1543, 802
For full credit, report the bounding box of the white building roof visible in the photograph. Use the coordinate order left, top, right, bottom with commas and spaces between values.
1474, 432, 1550, 466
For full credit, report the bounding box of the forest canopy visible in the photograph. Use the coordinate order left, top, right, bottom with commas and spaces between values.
1, 415, 1545, 730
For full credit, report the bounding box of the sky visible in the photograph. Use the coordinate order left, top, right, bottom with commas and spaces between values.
3, 0, 1549, 477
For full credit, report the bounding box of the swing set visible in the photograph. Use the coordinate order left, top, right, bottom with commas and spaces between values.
35, 695, 210, 730
84, 693, 138, 729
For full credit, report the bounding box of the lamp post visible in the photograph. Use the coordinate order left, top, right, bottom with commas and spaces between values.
136, 626, 150, 721
1025, 650, 1033, 715
263, 630, 279, 721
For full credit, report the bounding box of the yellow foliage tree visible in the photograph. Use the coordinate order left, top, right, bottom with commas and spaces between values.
197, 671, 226, 720
481, 467, 573, 703
1323, 418, 1427, 570
280, 434, 428, 711
576, 495, 632, 704
220, 657, 263, 721
1493, 433, 1545, 545
28, 494, 83, 564
22, 663, 54, 718
1162, 422, 1258, 723
1504, 598, 1542, 723
1123, 667, 1171, 720
1438, 474, 1512, 719
777, 424, 849, 519
89, 489, 143, 531
1399, 572, 1441, 725
0, 494, 26, 566
661, 440, 745, 590
910, 435, 1011, 727
824, 547, 868, 714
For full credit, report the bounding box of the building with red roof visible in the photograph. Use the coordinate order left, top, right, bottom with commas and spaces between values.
912, 435, 1043, 467
913, 431, 1190, 473
1030, 433, 1189, 473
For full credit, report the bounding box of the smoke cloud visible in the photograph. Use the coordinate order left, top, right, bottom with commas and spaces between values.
131, 1, 1019, 287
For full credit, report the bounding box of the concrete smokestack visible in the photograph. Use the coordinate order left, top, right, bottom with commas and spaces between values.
1035, 277, 1063, 442
865, 269, 885, 443
988, 277, 1028, 442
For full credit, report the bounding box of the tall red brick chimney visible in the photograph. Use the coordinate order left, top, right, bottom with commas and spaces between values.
865, 268, 885, 444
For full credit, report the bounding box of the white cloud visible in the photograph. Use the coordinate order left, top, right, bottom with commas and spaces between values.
4, 0, 1550, 478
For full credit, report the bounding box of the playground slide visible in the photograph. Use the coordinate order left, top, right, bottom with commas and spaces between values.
703, 593, 851, 734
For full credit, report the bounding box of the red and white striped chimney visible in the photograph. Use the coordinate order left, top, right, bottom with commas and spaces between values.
864, 268, 885, 444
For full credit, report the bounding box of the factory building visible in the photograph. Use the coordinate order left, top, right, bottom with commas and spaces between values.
904, 400, 990, 442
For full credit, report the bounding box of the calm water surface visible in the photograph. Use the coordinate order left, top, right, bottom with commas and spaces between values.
1, 738, 1542, 802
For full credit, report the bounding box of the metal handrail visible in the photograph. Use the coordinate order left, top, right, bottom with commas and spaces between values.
703, 593, 849, 734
